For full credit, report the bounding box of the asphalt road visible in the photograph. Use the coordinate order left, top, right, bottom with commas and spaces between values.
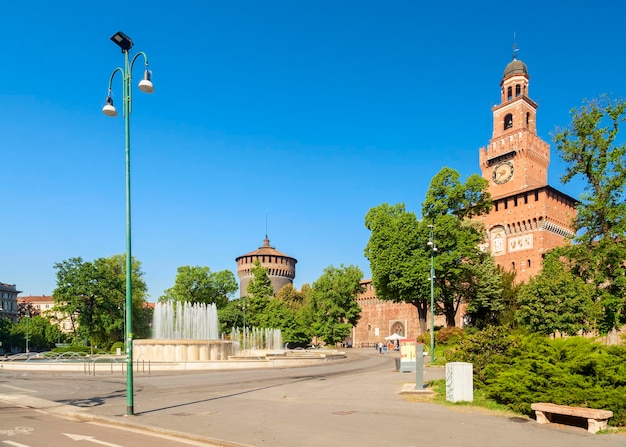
1, 349, 624, 447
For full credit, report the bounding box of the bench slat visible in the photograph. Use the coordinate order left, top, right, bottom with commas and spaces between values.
531, 402, 613, 419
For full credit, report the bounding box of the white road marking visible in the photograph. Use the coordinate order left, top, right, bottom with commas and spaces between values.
63, 433, 123, 447
3, 441, 32, 447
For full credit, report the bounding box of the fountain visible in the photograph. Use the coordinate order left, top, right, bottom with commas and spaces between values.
134, 301, 237, 362
230, 327, 283, 357
134, 301, 286, 363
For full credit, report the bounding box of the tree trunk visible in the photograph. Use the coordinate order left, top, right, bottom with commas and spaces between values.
414, 301, 428, 334
444, 305, 456, 327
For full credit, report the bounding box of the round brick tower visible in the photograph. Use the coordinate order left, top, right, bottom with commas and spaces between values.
235, 236, 297, 297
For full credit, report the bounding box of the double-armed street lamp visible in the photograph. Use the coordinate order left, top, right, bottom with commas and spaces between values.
102, 31, 154, 416
427, 224, 437, 363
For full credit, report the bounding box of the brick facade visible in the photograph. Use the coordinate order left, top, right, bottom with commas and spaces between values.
476, 55, 576, 282
353, 54, 577, 342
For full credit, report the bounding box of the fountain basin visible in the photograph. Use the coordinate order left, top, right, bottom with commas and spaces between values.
134, 339, 236, 362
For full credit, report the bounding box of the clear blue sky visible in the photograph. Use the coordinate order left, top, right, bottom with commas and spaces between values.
2, 1, 625, 300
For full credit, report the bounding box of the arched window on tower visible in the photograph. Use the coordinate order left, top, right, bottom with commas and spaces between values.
526, 112, 530, 125
515, 84, 521, 97
507, 86, 512, 100
504, 114, 513, 130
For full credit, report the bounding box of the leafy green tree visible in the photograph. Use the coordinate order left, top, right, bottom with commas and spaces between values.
516, 250, 597, 336
257, 299, 311, 345
217, 298, 244, 334
0, 318, 28, 353
365, 203, 431, 332
53, 255, 148, 347
365, 168, 494, 331
430, 214, 495, 327
496, 267, 521, 327
12, 315, 64, 352
553, 95, 626, 333
275, 284, 309, 310
422, 167, 492, 220
246, 260, 274, 299
103, 254, 151, 340
309, 265, 363, 345
463, 255, 505, 329
422, 168, 493, 327
160, 266, 237, 309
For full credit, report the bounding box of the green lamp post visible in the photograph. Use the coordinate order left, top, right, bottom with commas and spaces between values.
427, 224, 436, 363
102, 31, 154, 416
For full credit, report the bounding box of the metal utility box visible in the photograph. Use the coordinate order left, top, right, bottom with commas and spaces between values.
445, 362, 473, 402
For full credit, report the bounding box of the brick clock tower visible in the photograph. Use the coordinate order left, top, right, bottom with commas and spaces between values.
478, 53, 577, 283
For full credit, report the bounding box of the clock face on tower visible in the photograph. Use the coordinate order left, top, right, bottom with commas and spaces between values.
493, 161, 514, 184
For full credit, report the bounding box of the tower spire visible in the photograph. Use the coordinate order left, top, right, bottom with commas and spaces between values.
512, 32, 519, 60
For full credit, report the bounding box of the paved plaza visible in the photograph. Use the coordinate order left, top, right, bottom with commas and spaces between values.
1, 349, 624, 447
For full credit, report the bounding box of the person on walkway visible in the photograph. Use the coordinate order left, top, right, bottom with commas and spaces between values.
378, 342, 383, 354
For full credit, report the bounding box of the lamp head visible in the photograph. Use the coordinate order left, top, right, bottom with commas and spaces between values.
110, 31, 134, 52
138, 69, 154, 93
102, 95, 118, 117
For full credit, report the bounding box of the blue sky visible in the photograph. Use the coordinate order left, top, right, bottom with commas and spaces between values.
2, 1, 625, 300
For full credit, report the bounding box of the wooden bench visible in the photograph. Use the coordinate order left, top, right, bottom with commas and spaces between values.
531, 402, 613, 434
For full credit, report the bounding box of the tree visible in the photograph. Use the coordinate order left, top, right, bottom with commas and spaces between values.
275, 284, 309, 310
246, 260, 274, 299
53, 255, 149, 347
308, 265, 363, 345
422, 167, 492, 220
463, 255, 505, 329
160, 266, 237, 309
422, 168, 493, 327
429, 214, 493, 327
553, 96, 626, 333
516, 250, 597, 336
12, 315, 64, 352
364, 203, 431, 332
103, 254, 151, 340
365, 168, 494, 332
257, 299, 311, 345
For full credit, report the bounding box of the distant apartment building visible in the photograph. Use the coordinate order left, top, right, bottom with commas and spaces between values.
0, 282, 21, 323
18, 295, 74, 333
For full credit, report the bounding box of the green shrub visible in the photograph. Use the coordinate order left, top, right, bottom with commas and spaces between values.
416, 333, 429, 344
110, 342, 124, 354
445, 326, 520, 386
436, 327, 464, 345
487, 337, 626, 425
450, 328, 626, 426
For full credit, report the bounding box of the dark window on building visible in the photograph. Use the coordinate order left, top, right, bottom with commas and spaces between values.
526, 112, 530, 125
507, 86, 513, 100
504, 114, 513, 129
515, 84, 521, 97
